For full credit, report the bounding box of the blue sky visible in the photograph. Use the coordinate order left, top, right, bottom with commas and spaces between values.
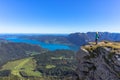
0, 0, 120, 33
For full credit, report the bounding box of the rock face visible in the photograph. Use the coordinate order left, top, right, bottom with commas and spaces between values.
76, 42, 120, 80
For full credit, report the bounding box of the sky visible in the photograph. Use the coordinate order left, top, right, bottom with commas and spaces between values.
0, 0, 120, 34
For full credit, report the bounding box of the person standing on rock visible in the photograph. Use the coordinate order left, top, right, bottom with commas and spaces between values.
95, 32, 99, 45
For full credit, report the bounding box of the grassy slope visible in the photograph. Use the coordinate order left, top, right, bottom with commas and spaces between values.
82, 41, 120, 52
1, 57, 41, 77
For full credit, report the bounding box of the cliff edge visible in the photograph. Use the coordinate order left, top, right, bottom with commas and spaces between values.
76, 41, 120, 80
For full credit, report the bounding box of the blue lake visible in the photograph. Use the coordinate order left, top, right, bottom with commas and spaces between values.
6, 38, 73, 51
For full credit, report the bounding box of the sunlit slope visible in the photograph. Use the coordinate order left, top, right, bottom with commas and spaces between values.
1, 57, 41, 77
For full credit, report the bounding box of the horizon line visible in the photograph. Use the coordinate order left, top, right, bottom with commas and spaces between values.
0, 31, 120, 34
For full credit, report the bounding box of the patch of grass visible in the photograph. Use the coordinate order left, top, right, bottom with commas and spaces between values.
1, 57, 41, 77
83, 41, 120, 52
51, 56, 73, 60
83, 45, 98, 53
46, 65, 56, 69
26, 51, 40, 56
51, 56, 64, 60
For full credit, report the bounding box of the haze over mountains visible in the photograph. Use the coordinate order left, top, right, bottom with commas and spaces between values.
1, 32, 120, 46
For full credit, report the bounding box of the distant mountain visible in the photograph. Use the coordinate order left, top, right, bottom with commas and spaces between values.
19, 35, 72, 45
68, 32, 120, 46
2, 32, 120, 47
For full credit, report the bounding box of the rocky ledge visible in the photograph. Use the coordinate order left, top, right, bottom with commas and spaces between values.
76, 41, 120, 80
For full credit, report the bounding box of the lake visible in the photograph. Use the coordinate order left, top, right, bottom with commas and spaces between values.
6, 38, 73, 51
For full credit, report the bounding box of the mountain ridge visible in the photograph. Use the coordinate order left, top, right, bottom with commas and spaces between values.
1, 32, 120, 47
0, 41, 47, 66
68, 32, 120, 46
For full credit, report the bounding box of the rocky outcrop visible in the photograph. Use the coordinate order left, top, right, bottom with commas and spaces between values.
76, 42, 120, 80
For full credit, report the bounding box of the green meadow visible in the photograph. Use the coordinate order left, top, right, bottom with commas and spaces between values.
1, 57, 41, 77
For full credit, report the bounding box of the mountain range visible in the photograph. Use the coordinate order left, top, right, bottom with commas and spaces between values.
68, 32, 120, 46
6, 32, 120, 47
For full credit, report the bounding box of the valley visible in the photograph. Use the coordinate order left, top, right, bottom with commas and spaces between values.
0, 33, 120, 80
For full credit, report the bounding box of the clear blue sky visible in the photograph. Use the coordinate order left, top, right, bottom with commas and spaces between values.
0, 0, 120, 33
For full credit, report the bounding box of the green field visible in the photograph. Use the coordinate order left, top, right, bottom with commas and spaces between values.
1, 57, 41, 77
51, 56, 73, 60
46, 65, 56, 69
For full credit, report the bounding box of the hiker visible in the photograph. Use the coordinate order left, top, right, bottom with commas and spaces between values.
95, 32, 99, 45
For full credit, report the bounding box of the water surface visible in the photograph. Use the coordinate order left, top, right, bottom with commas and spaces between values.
6, 38, 72, 51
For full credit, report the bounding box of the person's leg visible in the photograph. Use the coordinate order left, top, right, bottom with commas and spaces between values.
95, 39, 98, 45
96, 39, 98, 44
